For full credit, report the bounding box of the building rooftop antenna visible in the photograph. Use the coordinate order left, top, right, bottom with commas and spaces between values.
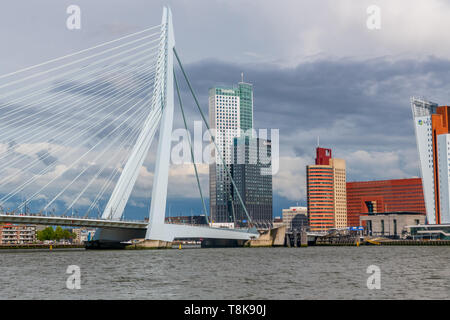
317, 136, 320, 147
241, 72, 244, 83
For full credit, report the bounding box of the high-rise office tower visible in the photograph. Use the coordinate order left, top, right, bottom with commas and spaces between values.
209, 86, 241, 223
232, 136, 273, 225
330, 158, 347, 228
306, 147, 347, 231
209, 80, 260, 223
411, 97, 450, 224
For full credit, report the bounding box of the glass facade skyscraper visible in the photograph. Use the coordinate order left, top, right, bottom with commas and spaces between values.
208, 80, 272, 224
209, 86, 242, 223
232, 136, 273, 225
237, 82, 253, 132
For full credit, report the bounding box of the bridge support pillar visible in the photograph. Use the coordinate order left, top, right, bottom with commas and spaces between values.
300, 230, 308, 247
126, 239, 172, 249
201, 239, 244, 248
88, 228, 146, 249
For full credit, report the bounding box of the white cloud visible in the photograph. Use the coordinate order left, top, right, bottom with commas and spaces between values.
346, 149, 420, 182
226, 0, 450, 65
3, 0, 450, 71
167, 164, 209, 198
273, 156, 312, 201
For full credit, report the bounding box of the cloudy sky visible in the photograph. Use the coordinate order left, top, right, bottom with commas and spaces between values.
1, 0, 450, 218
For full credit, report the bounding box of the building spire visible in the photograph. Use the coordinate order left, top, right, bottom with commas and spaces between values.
241, 72, 244, 83
317, 136, 320, 147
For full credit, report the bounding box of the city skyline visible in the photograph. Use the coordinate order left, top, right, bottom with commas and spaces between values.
2, 1, 450, 304
2, 1, 450, 219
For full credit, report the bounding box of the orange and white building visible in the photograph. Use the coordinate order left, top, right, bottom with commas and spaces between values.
306, 147, 347, 232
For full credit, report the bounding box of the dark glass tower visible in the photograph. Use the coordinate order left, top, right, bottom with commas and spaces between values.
232, 136, 273, 226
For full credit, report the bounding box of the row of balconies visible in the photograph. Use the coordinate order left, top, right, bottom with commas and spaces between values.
2, 235, 36, 238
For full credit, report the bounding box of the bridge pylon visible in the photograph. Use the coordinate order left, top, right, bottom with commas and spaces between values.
91, 7, 259, 247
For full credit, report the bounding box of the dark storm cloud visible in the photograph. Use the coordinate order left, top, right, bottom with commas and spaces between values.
178, 56, 450, 155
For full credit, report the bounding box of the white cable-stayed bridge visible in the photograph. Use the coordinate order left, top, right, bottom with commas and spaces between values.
0, 7, 259, 248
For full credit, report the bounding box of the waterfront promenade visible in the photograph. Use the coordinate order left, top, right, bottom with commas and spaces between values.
0, 244, 84, 250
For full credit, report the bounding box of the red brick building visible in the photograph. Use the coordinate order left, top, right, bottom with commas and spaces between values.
346, 178, 426, 226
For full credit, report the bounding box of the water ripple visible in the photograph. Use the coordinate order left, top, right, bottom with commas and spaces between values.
0, 246, 449, 299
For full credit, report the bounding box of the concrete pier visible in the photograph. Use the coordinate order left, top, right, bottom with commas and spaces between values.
126, 239, 172, 249
300, 231, 308, 247
245, 226, 286, 247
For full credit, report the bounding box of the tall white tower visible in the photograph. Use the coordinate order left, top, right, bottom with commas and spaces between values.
411, 97, 438, 224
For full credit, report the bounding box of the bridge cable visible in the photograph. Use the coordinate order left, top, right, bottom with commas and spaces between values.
62, 97, 156, 214
0, 40, 160, 120
14, 95, 153, 213
0, 33, 162, 109
84, 106, 162, 220
0, 42, 160, 126
2, 74, 157, 208
0, 63, 158, 168
0, 47, 161, 150
173, 69, 210, 225
0, 32, 162, 92
88, 88, 165, 220
103, 44, 167, 220
0, 24, 162, 81
0, 65, 159, 184
173, 47, 254, 227
0, 25, 166, 217
60, 100, 157, 215
0, 61, 158, 159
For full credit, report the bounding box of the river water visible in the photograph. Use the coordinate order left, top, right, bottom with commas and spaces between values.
0, 246, 449, 299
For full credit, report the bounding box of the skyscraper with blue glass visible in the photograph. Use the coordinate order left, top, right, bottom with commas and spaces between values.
208, 78, 272, 224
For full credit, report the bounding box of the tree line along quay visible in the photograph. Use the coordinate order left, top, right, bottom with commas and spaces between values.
37, 226, 76, 242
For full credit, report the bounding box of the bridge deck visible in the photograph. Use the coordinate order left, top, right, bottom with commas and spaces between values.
0, 214, 259, 241
0, 214, 147, 229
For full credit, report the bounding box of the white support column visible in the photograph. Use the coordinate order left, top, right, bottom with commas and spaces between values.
95, 7, 259, 243
145, 7, 175, 241
99, 9, 168, 221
